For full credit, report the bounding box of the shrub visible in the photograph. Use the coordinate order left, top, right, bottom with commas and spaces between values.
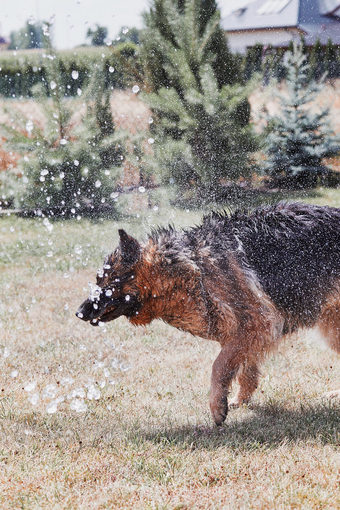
0, 55, 125, 216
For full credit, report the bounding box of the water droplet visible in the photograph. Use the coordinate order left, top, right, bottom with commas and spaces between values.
46, 401, 58, 414
43, 218, 53, 232
29, 393, 39, 405
71, 70, 79, 80
120, 362, 131, 372
132, 85, 140, 94
109, 66, 114, 73
26, 120, 33, 134
87, 385, 101, 400
24, 382, 37, 392
70, 398, 87, 413
42, 384, 57, 400
50, 81, 57, 90
67, 387, 85, 399
60, 376, 74, 387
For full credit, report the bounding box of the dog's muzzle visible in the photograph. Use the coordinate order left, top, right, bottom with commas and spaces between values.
76, 299, 100, 325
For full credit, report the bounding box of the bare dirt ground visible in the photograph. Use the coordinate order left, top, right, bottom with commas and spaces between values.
0, 190, 339, 509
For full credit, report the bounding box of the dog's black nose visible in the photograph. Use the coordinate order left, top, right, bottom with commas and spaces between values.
76, 299, 95, 321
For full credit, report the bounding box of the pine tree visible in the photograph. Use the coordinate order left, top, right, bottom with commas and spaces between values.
308, 38, 325, 81
244, 44, 263, 81
1, 38, 125, 216
8, 20, 45, 50
142, 0, 257, 199
325, 39, 338, 80
263, 43, 340, 188
142, 0, 241, 92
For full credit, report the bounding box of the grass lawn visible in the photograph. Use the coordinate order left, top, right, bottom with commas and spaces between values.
0, 188, 339, 509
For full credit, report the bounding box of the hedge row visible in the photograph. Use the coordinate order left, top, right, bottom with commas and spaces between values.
244, 39, 340, 82
0, 39, 339, 98
0, 43, 141, 97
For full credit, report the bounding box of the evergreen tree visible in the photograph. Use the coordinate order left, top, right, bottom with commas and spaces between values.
244, 43, 263, 81
263, 44, 340, 188
8, 20, 46, 50
114, 26, 140, 45
325, 39, 338, 80
86, 24, 108, 46
142, 0, 241, 92
142, 0, 257, 198
1, 40, 125, 216
308, 38, 325, 81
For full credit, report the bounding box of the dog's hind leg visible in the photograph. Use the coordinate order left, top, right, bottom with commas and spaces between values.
317, 284, 340, 399
209, 344, 244, 426
318, 286, 340, 354
229, 362, 260, 408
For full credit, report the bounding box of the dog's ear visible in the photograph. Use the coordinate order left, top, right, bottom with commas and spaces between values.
118, 229, 140, 265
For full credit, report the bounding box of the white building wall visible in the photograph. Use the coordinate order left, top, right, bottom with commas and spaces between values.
226, 28, 301, 52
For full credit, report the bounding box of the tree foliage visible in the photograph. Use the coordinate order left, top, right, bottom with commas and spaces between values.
86, 24, 108, 46
141, 0, 241, 93
114, 27, 140, 45
1, 41, 125, 216
263, 44, 340, 188
8, 20, 46, 50
142, 0, 257, 198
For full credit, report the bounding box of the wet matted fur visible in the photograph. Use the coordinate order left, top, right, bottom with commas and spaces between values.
77, 202, 340, 425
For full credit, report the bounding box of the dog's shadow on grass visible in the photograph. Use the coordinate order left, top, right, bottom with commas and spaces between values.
131, 402, 340, 450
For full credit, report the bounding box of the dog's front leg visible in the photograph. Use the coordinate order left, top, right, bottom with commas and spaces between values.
209, 344, 242, 426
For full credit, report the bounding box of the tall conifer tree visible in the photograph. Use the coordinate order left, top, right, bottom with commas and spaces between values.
142, 0, 257, 198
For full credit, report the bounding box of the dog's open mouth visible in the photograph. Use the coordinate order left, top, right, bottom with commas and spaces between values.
89, 307, 120, 326
77, 295, 140, 325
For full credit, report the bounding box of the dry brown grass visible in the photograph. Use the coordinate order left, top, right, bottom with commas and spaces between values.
0, 90, 151, 186
1, 79, 340, 183
0, 190, 339, 509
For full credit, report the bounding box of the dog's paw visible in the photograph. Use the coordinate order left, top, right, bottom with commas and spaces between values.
210, 396, 228, 426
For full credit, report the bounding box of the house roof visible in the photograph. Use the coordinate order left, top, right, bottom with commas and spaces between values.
319, 0, 340, 14
221, 0, 340, 32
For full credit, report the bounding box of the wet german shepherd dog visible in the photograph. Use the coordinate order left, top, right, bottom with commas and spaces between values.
77, 202, 340, 425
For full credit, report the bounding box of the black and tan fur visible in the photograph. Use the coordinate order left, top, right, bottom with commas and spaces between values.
77, 202, 340, 425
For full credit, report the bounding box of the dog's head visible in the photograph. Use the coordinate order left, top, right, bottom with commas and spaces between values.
76, 229, 143, 326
